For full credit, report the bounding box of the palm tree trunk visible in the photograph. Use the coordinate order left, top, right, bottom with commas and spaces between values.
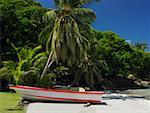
40, 52, 53, 78
0, 36, 2, 67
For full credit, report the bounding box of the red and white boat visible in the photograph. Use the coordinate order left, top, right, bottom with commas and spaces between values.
10, 85, 104, 103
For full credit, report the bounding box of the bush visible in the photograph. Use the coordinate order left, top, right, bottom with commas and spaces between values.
36, 73, 56, 88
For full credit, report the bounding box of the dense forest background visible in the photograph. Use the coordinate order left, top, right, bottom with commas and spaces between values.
0, 0, 150, 90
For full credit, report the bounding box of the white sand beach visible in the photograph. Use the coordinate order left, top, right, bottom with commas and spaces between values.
27, 97, 150, 113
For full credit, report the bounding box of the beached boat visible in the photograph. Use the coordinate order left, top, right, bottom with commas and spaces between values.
10, 85, 104, 103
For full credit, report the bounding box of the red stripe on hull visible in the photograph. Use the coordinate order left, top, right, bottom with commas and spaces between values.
25, 94, 101, 103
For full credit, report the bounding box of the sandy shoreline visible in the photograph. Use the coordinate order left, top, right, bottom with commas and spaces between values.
27, 94, 150, 113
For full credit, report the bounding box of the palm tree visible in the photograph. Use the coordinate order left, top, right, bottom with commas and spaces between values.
72, 40, 109, 87
134, 43, 148, 51
40, 0, 98, 78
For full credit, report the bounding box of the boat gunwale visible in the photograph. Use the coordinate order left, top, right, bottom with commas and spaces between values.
10, 85, 104, 95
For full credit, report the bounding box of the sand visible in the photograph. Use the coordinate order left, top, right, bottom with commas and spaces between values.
27, 97, 150, 113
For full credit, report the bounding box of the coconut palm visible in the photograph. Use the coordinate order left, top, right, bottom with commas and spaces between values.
134, 43, 148, 51
71, 53, 109, 87
40, 0, 98, 78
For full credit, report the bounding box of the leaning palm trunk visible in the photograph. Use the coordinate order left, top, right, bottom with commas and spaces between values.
40, 52, 53, 78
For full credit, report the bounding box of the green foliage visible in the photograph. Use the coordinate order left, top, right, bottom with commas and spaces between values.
90, 30, 150, 81
0, 0, 47, 61
0, 60, 25, 85
37, 73, 57, 88
92, 31, 132, 76
130, 46, 150, 79
133, 42, 148, 51
79, 58, 103, 85
0, 45, 47, 85
0, 0, 149, 89
0, 61, 16, 82
52, 65, 71, 85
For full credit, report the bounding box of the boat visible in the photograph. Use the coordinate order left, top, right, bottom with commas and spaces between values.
10, 85, 104, 103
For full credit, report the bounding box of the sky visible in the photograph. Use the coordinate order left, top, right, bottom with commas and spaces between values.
36, 0, 150, 50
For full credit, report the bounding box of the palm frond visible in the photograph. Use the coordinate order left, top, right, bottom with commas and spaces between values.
32, 45, 42, 53
27, 45, 43, 60
39, 20, 54, 42
43, 10, 57, 22
18, 47, 28, 60
2, 61, 16, 71
45, 15, 88, 66
97, 60, 109, 71
54, 0, 100, 8
33, 56, 47, 66
17, 59, 27, 71
39, 10, 56, 44
71, 8, 96, 23
31, 52, 47, 63
54, 0, 75, 9
0, 67, 12, 80
24, 70, 38, 76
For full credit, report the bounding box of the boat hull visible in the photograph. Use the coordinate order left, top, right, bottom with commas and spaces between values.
10, 86, 104, 103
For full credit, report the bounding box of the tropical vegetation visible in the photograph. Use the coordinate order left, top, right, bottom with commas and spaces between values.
0, 0, 149, 91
